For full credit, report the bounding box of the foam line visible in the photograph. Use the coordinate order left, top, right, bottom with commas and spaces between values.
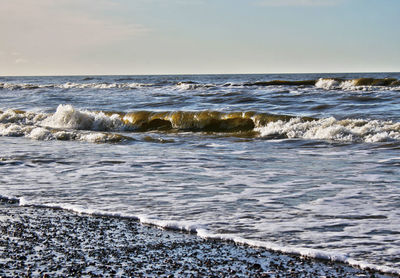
1, 195, 397, 276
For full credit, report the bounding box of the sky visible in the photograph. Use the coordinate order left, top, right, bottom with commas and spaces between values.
1, 0, 399, 75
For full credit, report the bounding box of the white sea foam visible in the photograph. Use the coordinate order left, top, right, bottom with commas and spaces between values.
0, 119, 128, 144
0, 83, 41, 90
176, 82, 214, 90
255, 117, 400, 142
41, 104, 124, 131
0, 123, 27, 137
315, 78, 400, 91
315, 78, 341, 90
137, 214, 201, 233
0, 105, 131, 143
176, 83, 198, 90
340, 79, 359, 90
378, 157, 400, 163
0, 109, 46, 125
59, 82, 153, 89
0, 105, 126, 133
0, 124, 125, 143
315, 78, 363, 90
27, 127, 52, 140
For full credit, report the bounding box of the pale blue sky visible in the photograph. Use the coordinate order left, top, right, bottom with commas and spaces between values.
1, 0, 399, 75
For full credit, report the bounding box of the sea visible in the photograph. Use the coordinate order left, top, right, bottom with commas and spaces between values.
0, 73, 399, 275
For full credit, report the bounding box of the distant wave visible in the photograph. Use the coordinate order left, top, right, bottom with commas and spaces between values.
241, 77, 400, 88
1, 105, 400, 143
1, 77, 399, 91
242, 80, 316, 86
175, 81, 217, 90
315, 78, 400, 90
0, 81, 215, 91
0, 82, 155, 90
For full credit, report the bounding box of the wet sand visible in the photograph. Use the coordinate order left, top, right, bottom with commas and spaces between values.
0, 198, 391, 277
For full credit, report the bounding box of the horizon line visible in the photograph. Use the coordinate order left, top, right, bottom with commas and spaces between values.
1, 70, 400, 78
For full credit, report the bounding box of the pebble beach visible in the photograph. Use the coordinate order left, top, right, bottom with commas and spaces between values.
0, 198, 392, 277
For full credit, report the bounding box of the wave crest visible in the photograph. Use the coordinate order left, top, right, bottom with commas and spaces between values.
256, 117, 400, 142
315, 78, 400, 90
41, 104, 125, 131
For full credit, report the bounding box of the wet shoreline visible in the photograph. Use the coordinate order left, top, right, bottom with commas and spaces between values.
0, 199, 391, 277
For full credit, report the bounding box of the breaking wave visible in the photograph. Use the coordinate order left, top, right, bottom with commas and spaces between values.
0, 106, 130, 143
236, 77, 400, 90
176, 81, 216, 90
1, 104, 399, 143
255, 117, 400, 142
315, 78, 400, 90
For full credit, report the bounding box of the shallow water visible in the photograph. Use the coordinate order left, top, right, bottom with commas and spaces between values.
0, 73, 399, 274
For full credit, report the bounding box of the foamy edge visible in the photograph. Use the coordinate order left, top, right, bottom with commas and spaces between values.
1, 196, 395, 276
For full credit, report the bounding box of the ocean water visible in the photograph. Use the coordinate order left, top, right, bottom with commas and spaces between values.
0, 73, 399, 274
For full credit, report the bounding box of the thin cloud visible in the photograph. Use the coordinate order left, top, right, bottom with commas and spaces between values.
135, 0, 205, 5
0, 0, 148, 68
257, 0, 341, 6
15, 58, 29, 64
